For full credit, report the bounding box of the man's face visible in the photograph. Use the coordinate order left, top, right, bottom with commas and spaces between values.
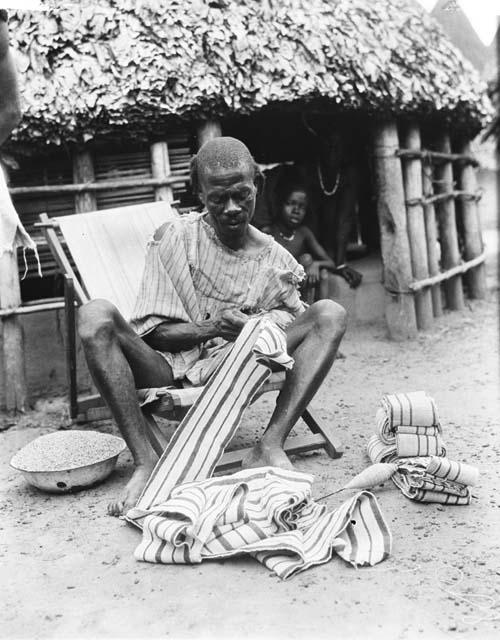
199, 162, 257, 245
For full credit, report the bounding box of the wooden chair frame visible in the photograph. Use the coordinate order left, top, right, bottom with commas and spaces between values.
39, 209, 343, 472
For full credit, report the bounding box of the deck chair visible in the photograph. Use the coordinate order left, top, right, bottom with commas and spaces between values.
39, 202, 343, 471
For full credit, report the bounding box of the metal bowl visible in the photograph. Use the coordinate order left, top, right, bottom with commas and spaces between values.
15, 456, 122, 493
10, 430, 126, 493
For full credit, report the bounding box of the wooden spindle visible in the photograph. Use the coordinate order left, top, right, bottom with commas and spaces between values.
457, 140, 486, 299
401, 123, 433, 330
372, 121, 417, 340
433, 133, 464, 310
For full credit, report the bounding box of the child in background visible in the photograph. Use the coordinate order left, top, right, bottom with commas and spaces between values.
266, 185, 362, 302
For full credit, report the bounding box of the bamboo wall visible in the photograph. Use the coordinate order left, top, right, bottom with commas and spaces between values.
9, 132, 192, 282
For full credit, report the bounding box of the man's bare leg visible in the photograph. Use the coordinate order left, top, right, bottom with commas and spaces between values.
78, 299, 174, 516
243, 300, 346, 469
319, 268, 330, 301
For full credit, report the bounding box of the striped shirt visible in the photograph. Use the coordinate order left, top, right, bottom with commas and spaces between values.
130, 212, 306, 383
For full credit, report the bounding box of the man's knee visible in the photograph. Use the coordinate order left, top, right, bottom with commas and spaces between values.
78, 299, 120, 346
310, 299, 347, 338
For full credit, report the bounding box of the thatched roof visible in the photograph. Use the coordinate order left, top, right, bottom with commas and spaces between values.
9, 0, 492, 151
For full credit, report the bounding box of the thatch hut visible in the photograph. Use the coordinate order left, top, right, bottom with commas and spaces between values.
0, 0, 492, 409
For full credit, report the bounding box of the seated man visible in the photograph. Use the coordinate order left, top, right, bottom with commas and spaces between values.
78, 137, 347, 517
266, 182, 362, 302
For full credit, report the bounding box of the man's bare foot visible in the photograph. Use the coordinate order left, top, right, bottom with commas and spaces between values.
242, 442, 294, 471
107, 461, 156, 517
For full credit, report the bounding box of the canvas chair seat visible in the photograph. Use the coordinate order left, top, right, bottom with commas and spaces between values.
40, 202, 343, 471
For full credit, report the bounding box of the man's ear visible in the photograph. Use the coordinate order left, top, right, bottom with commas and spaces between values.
254, 165, 265, 196
198, 189, 206, 206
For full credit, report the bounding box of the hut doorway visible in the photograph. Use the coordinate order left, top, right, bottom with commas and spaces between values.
224, 110, 379, 263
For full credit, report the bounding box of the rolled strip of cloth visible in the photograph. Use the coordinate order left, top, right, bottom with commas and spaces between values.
376, 391, 440, 444
367, 434, 398, 464
426, 456, 478, 487
396, 427, 446, 458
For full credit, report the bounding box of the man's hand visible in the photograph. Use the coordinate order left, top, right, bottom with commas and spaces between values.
212, 308, 249, 341
305, 261, 320, 284
336, 265, 363, 289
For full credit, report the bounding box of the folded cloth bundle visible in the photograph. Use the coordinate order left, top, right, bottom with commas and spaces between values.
392, 457, 478, 505
375, 391, 445, 458
368, 392, 478, 505
396, 426, 445, 458
376, 391, 441, 444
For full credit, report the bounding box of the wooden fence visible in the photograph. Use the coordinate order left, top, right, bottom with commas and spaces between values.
373, 120, 486, 340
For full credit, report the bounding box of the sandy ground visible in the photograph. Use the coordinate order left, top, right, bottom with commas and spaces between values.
2, 247, 500, 640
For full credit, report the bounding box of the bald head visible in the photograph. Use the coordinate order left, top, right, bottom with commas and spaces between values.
190, 136, 262, 194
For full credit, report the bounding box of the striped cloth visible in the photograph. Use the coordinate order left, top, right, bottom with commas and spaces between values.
395, 426, 445, 458
376, 391, 441, 444
133, 466, 392, 579
367, 437, 477, 505
368, 430, 445, 461
137, 318, 293, 413
127, 317, 392, 576
393, 457, 478, 505
130, 211, 305, 385
127, 317, 274, 525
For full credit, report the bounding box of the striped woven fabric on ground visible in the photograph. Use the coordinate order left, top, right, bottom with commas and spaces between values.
127, 317, 291, 525
376, 391, 440, 444
369, 392, 477, 505
393, 458, 473, 505
133, 466, 392, 579
367, 443, 476, 505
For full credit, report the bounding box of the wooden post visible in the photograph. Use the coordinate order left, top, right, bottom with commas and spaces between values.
372, 121, 417, 340
422, 165, 444, 317
433, 133, 464, 310
401, 124, 434, 330
71, 148, 97, 407
197, 119, 222, 149
150, 141, 173, 203
0, 253, 27, 412
72, 148, 97, 213
457, 140, 487, 299
64, 276, 78, 419
0, 164, 27, 411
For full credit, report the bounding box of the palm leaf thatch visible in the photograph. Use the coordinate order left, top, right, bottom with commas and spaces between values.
9, 0, 492, 150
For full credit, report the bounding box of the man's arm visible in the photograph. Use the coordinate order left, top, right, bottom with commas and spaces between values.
142, 308, 249, 352
0, 18, 22, 146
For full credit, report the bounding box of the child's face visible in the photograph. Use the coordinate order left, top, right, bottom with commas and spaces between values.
282, 190, 307, 228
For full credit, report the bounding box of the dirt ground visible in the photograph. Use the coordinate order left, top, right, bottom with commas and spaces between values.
2, 245, 500, 640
